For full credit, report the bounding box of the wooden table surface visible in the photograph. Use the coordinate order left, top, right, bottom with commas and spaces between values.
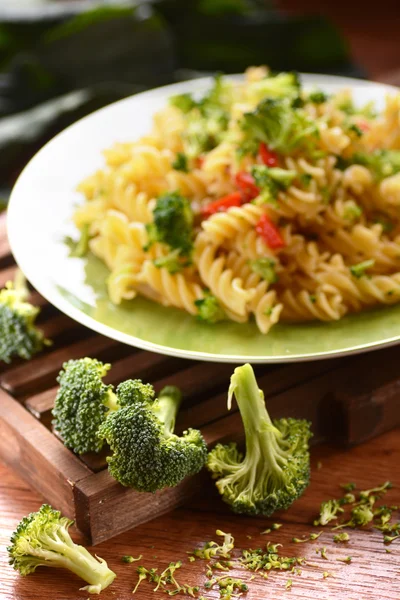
2, 4, 400, 599
1, 429, 399, 599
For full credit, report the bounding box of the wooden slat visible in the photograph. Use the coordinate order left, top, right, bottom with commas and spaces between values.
0, 389, 91, 518
0, 336, 121, 397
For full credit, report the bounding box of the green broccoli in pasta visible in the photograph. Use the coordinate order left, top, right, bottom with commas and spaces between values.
352, 150, 400, 181
147, 191, 194, 267
251, 164, 296, 203
246, 71, 301, 103
195, 293, 225, 323
240, 97, 318, 155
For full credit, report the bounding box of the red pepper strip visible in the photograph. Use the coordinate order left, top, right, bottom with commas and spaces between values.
235, 171, 260, 200
202, 192, 243, 218
196, 155, 205, 168
259, 142, 279, 167
255, 214, 286, 249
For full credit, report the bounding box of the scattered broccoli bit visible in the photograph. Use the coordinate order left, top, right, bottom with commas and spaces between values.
195, 293, 225, 323
299, 173, 312, 187
333, 504, 374, 530
359, 481, 392, 500
292, 531, 323, 543
240, 97, 318, 155
146, 191, 194, 262
314, 500, 344, 526
250, 258, 278, 284
207, 364, 312, 516
252, 164, 296, 203
98, 383, 208, 492
322, 571, 333, 579
172, 152, 189, 173
240, 542, 303, 572
336, 556, 352, 564
307, 90, 329, 104
71, 223, 92, 257
352, 149, 400, 180
0, 273, 50, 363
8, 504, 116, 594
170, 93, 197, 114
333, 533, 350, 543
316, 547, 328, 560
192, 531, 234, 560
350, 259, 375, 279
211, 576, 248, 599
52, 358, 120, 454
285, 579, 293, 590
337, 98, 376, 119
122, 555, 142, 563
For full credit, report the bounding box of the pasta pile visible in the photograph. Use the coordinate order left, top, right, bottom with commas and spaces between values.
73, 67, 400, 334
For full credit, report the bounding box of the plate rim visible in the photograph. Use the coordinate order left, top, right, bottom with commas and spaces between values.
7, 72, 400, 363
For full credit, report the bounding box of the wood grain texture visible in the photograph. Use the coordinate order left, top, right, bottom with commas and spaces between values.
1, 429, 399, 600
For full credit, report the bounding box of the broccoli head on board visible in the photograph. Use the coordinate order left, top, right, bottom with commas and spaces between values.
99, 382, 208, 492
8, 504, 116, 594
207, 364, 312, 516
0, 272, 49, 363
52, 358, 120, 454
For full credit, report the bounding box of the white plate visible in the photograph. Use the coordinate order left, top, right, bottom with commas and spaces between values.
7, 74, 400, 363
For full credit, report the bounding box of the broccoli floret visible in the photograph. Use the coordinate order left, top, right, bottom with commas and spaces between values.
147, 191, 194, 261
172, 152, 189, 173
252, 164, 296, 203
0, 272, 49, 363
314, 499, 344, 526
250, 258, 278, 283
8, 504, 116, 594
352, 150, 400, 180
171, 75, 231, 158
207, 364, 311, 515
99, 383, 208, 492
195, 293, 225, 323
241, 98, 318, 155
307, 90, 329, 104
247, 71, 301, 103
52, 358, 120, 454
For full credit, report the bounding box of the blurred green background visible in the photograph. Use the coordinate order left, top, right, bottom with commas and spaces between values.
0, 0, 364, 196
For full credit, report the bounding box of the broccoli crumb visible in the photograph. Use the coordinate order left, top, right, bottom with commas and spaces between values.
333, 533, 350, 543
122, 554, 142, 563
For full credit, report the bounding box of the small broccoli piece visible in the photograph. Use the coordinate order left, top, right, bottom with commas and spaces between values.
172, 152, 189, 173
71, 223, 91, 258
8, 504, 116, 594
240, 98, 317, 155
333, 533, 350, 543
352, 150, 400, 180
348, 123, 363, 138
250, 258, 278, 284
122, 555, 142, 563
207, 364, 312, 516
0, 272, 49, 363
99, 383, 208, 492
147, 191, 194, 261
350, 259, 375, 279
252, 165, 296, 203
195, 293, 225, 323
154, 249, 187, 274
52, 358, 120, 454
307, 90, 329, 104
170, 93, 197, 113
343, 202, 362, 223
247, 71, 301, 103
314, 499, 344, 526
349, 504, 375, 527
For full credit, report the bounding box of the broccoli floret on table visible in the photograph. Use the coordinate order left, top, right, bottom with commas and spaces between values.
8, 504, 116, 594
0, 271, 49, 363
207, 363, 312, 516
99, 383, 208, 492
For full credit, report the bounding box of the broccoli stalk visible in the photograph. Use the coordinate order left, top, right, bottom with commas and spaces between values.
0, 271, 50, 363
207, 364, 311, 515
99, 383, 208, 492
8, 505, 116, 594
